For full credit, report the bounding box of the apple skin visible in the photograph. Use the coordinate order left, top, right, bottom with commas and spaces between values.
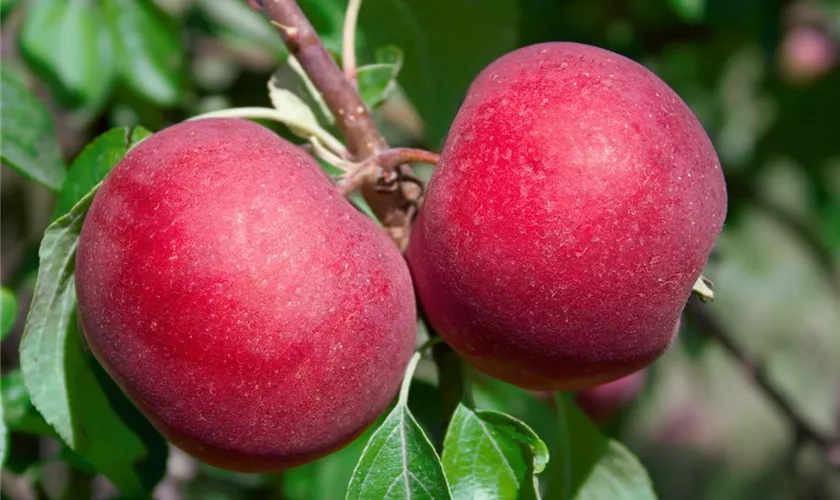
407, 42, 726, 391
75, 118, 416, 472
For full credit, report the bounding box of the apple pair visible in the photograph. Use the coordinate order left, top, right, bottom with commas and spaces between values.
75, 43, 726, 471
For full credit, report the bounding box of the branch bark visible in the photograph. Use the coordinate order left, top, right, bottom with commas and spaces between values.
685, 298, 840, 468
725, 176, 840, 299
255, 0, 421, 249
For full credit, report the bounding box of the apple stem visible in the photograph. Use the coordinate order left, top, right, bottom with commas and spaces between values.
686, 298, 840, 468
554, 394, 573, 500
398, 335, 441, 407
255, 0, 421, 249
339, 147, 439, 196
368, 147, 440, 171
398, 352, 423, 406
342, 0, 363, 86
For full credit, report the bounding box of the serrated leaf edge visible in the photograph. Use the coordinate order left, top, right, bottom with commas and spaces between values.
19, 186, 98, 446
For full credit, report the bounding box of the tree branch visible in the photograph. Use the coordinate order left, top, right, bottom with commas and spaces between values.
261, 0, 382, 156
255, 0, 422, 249
726, 176, 840, 299
749, 195, 840, 298
685, 298, 840, 468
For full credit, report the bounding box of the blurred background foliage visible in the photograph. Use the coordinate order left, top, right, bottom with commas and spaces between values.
1, 0, 839, 498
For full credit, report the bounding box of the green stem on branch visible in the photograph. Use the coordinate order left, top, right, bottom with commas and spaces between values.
342, 0, 363, 85
554, 393, 573, 500
399, 351, 424, 406
398, 337, 443, 406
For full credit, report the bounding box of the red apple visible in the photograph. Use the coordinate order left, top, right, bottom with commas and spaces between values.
408, 42, 726, 390
75, 118, 416, 472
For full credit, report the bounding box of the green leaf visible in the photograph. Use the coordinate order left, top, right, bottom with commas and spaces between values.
667, 0, 706, 23
102, 0, 184, 106
272, 55, 335, 125
52, 126, 151, 220
267, 76, 331, 139
346, 406, 451, 499
194, 0, 286, 60
359, 0, 519, 146
346, 351, 451, 499
2, 371, 32, 426
471, 375, 562, 448
195, 67, 348, 159
2, 370, 55, 437
20, 192, 92, 447
1, 374, 46, 474
19, 0, 114, 109
1, 287, 17, 340
19, 188, 167, 495
0, 70, 66, 191
357, 45, 404, 109
442, 405, 548, 500
549, 394, 656, 500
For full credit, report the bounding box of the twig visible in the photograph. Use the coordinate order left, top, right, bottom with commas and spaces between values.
748, 195, 840, 297
260, 0, 382, 156
685, 298, 840, 467
339, 148, 439, 195
342, 0, 363, 85
727, 176, 840, 298
255, 0, 422, 249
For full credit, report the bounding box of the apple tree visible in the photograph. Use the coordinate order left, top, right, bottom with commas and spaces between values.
2, 0, 839, 499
